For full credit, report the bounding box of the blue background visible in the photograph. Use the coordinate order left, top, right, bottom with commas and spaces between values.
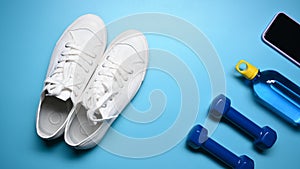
0, 0, 299, 169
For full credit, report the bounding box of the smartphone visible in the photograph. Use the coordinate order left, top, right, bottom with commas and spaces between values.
262, 12, 300, 67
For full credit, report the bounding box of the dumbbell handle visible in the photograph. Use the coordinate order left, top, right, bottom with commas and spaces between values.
224, 107, 262, 139
187, 124, 254, 169
210, 94, 277, 150
203, 137, 241, 168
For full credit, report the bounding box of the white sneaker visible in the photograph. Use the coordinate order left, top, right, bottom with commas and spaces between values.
36, 14, 107, 140
64, 30, 149, 149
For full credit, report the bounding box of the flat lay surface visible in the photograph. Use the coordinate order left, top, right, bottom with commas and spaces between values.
0, 0, 299, 169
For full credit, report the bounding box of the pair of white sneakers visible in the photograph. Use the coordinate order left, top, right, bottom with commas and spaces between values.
36, 14, 148, 149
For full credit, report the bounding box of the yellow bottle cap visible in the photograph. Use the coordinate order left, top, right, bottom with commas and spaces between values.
235, 60, 259, 80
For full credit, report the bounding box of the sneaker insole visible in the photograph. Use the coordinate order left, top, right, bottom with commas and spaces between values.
38, 96, 72, 136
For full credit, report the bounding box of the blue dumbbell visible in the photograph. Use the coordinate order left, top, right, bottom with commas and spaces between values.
187, 124, 254, 169
209, 94, 277, 150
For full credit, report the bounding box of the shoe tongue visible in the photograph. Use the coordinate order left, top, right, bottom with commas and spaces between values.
96, 109, 112, 120
45, 88, 71, 101
45, 62, 74, 102
88, 108, 115, 125
55, 90, 71, 101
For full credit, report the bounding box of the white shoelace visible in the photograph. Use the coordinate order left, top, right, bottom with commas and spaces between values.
45, 32, 96, 97
85, 50, 136, 123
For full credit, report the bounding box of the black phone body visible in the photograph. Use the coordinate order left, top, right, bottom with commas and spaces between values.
262, 12, 300, 67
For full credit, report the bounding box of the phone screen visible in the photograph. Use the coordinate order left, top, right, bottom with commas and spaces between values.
263, 13, 300, 66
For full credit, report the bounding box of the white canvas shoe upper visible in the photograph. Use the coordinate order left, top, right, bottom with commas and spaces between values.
64, 30, 148, 149
36, 14, 107, 140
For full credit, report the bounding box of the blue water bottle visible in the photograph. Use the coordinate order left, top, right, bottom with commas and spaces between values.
235, 60, 300, 126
